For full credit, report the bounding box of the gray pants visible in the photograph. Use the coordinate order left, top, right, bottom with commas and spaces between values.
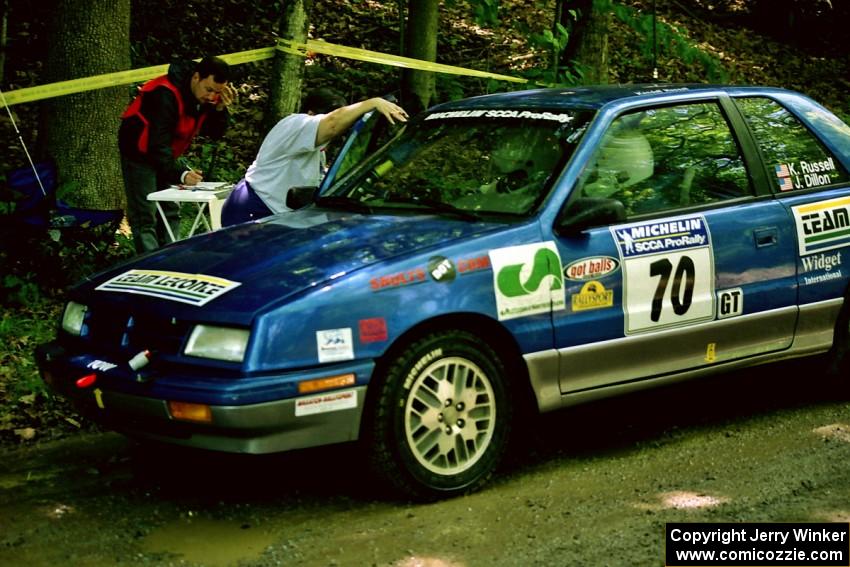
121, 157, 180, 254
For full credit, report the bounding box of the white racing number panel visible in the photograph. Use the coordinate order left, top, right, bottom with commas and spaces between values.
611, 214, 715, 335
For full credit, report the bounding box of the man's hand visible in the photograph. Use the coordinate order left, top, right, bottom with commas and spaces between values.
184, 169, 204, 185
372, 98, 408, 125
216, 83, 238, 111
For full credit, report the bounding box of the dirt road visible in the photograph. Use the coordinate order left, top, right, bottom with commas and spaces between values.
1, 359, 849, 567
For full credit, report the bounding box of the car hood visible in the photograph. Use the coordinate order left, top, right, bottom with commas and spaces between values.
83, 208, 503, 319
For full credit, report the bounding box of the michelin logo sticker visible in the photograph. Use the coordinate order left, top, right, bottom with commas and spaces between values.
489, 242, 565, 321
613, 216, 708, 258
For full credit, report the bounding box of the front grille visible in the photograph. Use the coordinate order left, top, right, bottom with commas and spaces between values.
85, 308, 192, 356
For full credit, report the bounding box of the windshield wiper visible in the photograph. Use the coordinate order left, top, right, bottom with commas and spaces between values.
315, 195, 374, 214
381, 195, 481, 221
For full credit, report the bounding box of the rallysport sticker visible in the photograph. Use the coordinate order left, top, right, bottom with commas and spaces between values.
96, 269, 241, 306
489, 242, 565, 321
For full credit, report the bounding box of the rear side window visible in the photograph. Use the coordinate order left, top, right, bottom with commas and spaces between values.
578, 102, 752, 217
736, 97, 849, 192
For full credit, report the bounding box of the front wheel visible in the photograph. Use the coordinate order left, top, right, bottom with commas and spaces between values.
366, 330, 512, 500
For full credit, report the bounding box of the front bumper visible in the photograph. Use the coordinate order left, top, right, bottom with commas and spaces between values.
35, 342, 371, 454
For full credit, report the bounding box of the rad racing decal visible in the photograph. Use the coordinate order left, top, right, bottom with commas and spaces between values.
489, 242, 565, 321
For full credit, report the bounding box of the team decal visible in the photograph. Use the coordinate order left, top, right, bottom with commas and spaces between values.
316, 328, 354, 363
96, 269, 240, 306
563, 256, 620, 281
775, 158, 838, 191
425, 109, 573, 123
612, 215, 715, 334
489, 242, 566, 321
295, 389, 358, 417
359, 317, 388, 343
716, 288, 743, 319
792, 196, 850, 255
571, 281, 614, 312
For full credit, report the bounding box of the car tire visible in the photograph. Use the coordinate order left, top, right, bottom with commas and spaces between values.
367, 330, 512, 500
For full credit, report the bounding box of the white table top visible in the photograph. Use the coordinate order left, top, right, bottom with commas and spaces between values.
147, 182, 233, 202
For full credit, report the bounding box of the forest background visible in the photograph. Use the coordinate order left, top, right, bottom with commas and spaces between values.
0, 0, 848, 446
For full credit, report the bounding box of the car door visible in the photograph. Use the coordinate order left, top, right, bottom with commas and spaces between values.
731, 94, 850, 313
550, 97, 799, 394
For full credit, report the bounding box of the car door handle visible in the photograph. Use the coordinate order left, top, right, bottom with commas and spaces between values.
753, 227, 778, 248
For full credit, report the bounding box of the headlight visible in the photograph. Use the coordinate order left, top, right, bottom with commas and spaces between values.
61, 301, 88, 336
184, 325, 250, 362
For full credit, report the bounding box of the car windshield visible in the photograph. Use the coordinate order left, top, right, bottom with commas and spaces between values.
323, 109, 593, 217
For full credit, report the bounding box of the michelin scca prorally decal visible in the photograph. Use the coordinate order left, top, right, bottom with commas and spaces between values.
792, 196, 850, 256
489, 242, 565, 321
612, 215, 715, 334
96, 270, 241, 306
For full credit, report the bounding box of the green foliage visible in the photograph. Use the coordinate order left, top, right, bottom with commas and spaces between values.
610, 2, 728, 83
470, 0, 501, 27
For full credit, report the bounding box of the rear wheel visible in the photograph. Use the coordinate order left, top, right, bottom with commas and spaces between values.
367, 330, 512, 500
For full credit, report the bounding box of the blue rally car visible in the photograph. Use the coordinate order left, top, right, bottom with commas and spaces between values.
37, 84, 850, 499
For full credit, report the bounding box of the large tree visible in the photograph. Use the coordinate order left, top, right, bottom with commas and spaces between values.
559, 0, 610, 85
43, 0, 130, 209
267, 0, 309, 129
401, 0, 438, 113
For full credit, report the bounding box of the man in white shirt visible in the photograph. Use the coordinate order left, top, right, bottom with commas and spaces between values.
222, 89, 408, 226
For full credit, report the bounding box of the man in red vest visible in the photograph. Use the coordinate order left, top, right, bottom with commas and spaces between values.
119, 56, 235, 253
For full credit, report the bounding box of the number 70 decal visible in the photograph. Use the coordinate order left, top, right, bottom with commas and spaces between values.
612, 215, 715, 335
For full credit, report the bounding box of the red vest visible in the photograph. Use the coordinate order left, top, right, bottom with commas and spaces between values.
121, 75, 207, 158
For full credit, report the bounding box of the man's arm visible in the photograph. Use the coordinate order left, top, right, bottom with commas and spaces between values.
141, 88, 183, 184
315, 97, 408, 147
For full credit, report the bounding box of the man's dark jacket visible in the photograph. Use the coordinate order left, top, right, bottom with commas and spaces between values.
119, 60, 228, 188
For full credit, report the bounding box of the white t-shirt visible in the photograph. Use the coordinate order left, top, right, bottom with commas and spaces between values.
246, 113, 325, 213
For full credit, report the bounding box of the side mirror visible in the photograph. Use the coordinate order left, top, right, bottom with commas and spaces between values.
555, 197, 627, 236
286, 186, 319, 210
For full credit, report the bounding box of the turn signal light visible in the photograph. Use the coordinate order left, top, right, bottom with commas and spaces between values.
75, 374, 97, 388
298, 373, 356, 394
167, 401, 212, 423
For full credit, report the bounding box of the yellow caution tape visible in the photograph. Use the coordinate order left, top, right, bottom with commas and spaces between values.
1, 41, 525, 107
278, 39, 528, 84
0, 48, 276, 107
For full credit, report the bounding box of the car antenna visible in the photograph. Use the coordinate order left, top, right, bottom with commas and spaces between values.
652, 0, 658, 80
0, 86, 48, 196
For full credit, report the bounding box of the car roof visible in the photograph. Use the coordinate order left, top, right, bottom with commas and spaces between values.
427, 84, 799, 112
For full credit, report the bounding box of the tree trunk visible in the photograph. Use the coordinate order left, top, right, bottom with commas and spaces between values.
402, 0, 438, 114
267, 0, 309, 130
0, 0, 8, 84
560, 0, 610, 85
42, 0, 129, 210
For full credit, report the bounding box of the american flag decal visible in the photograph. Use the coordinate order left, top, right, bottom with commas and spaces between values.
775, 163, 790, 177
778, 176, 794, 191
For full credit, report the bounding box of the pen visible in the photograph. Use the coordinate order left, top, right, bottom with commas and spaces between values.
179, 158, 198, 174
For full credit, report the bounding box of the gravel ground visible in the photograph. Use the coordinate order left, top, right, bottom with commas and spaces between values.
1, 359, 849, 567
